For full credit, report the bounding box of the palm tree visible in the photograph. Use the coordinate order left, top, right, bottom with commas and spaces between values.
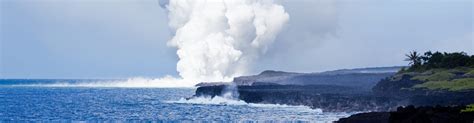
405, 51, 422, 67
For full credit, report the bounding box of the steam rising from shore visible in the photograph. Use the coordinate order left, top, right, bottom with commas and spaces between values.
161, 0, 289, 86
9, 0, 289, 88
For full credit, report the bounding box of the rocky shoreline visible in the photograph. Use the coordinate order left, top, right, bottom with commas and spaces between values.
338, 66, 474, 123
194, 84, 398, 112
191, 66, 474, 122
337, 105, 474, 123
192, 67, 402, 112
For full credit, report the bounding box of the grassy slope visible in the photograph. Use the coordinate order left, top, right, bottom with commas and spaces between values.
407, 67, 474, 91
413, 78, 474, 91
462, 104, 474, 112
465, 69, 474, 77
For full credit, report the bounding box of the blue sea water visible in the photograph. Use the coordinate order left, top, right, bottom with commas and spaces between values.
0, 79, 352, 122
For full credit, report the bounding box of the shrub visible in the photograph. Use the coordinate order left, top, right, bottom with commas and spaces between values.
461, 104, 474, 113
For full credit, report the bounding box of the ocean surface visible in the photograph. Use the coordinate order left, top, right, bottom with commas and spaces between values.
0, 79, 353, 122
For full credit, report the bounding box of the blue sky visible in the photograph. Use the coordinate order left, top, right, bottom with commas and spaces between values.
1, 0, 473, 79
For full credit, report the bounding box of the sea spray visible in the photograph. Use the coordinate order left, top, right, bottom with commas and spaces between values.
222, 82, 240, 99
166, 95, 321, 112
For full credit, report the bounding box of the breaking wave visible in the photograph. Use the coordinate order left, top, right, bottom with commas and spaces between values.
165, 95, 322, 112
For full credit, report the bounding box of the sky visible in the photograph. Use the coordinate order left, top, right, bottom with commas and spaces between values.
1, 0, 473, 79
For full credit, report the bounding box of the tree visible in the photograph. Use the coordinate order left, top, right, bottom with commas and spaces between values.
470, 55, 474, 67
402, 51, 474, 72
421, 51, 433, 65
405, 51, 422, 67
441, 52, 469, 68
425, 51, 443, 68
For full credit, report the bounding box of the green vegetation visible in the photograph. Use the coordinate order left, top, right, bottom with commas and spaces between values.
461, 104, 474, 113
403, 51, 474, 72
464, 69, 474, 77
413, 78, 474, 91
412, 71, 455, 81
398, 51, 474, 91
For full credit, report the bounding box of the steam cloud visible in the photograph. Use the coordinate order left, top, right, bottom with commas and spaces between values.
160, 0, 290, 86
9, 0, 289, 88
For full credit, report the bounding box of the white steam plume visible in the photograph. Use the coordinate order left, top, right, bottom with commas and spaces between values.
6, 0, 289, 88
161, 0, 290, 86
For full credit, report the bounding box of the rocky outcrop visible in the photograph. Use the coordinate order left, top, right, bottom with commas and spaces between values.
337, 105, 474, 123
373, 72, 474, 106
372, 74, 424, 98
339, 68, 474, 122
282, 73, 394, 90
195, 85, 398, 112
193, 67, 403, 112
337, 112, 391, 123
201, 67, 400, 90
232, 70, 301, 86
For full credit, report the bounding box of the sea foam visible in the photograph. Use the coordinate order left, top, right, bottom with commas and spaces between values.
165, 95, 322, 112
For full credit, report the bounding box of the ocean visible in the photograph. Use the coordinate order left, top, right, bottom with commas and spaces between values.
0, 79, 352, 122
